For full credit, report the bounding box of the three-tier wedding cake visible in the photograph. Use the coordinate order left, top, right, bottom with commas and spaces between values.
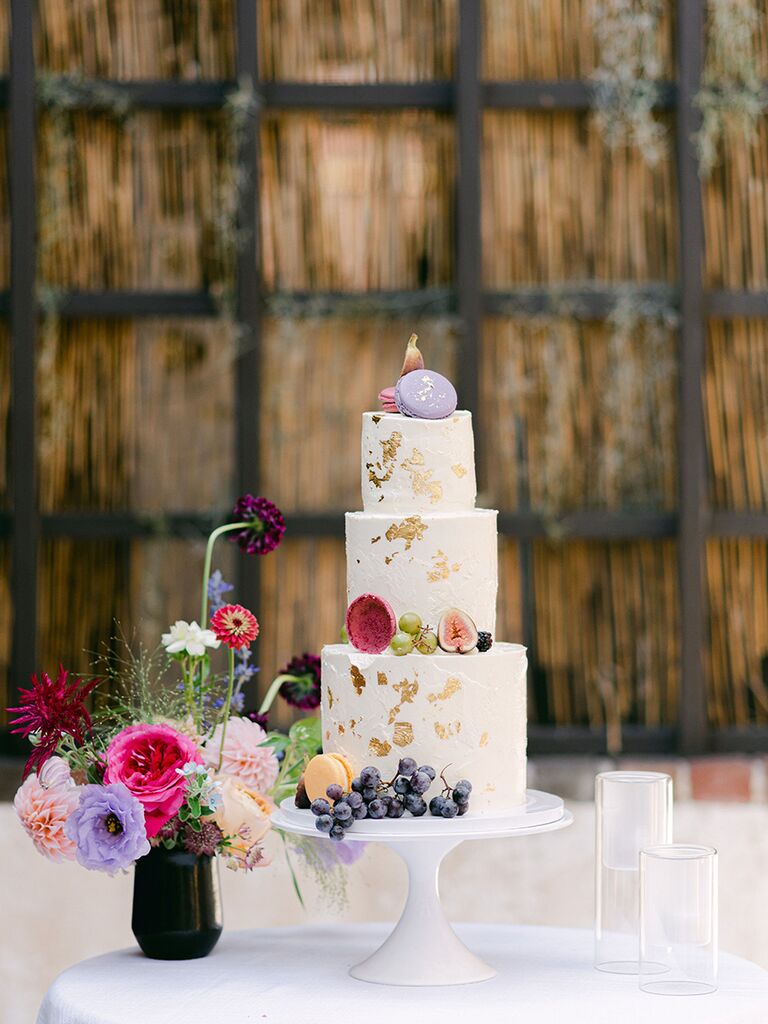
320, 349, 528, 815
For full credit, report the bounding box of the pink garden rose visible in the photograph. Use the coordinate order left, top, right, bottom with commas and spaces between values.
104, 723, 203, 837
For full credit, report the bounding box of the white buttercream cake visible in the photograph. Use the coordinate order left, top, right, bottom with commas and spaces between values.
320, 410, 528, 811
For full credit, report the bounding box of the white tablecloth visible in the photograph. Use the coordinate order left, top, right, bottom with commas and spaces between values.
37, 923, 768, 1024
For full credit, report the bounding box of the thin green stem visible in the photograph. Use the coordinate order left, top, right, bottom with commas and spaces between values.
217, 647, 235, 772
279, 831, 305, 910
200, 521, 250, 626
258, 673, 302, 715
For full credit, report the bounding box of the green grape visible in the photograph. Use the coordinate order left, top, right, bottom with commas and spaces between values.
398, 612, 422, 635
340, 624, 349, 643
390, 631, 415, 656
415, 629, 438, 655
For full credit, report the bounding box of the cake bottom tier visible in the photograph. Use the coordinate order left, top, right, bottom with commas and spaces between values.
320, 642, 527, 813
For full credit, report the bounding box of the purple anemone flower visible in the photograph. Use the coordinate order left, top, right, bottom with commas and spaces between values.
65, 783, 150, 873
230, 495, 286, 556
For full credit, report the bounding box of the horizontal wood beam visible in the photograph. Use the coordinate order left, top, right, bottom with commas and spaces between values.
709, 511, 768, 537
3, 509, 768, 543
4, 286, 768, 320
484, 80, 676, 111
484, 284, 678, 318
706, 291, 768, 317
527, 724, 678, 755
0, 77, 680, 113
262, 81, 453, 110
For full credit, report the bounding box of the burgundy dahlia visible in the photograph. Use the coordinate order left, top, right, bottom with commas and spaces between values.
8, 666, 100, 778
278, 653, 322, 710
230, 495, 285, 556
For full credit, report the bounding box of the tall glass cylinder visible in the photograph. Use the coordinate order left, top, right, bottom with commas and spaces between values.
594, 770, 673, 973
639, 845, 718, 995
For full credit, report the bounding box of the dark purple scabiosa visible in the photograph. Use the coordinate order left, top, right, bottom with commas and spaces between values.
181, 820, 224, 857
244, 709, 269, 731
229, 495, 286, 556
277, 653, 322, 710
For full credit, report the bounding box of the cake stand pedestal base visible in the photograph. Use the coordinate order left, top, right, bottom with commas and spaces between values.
272, 790, 573, 987
349, 836, 492, 985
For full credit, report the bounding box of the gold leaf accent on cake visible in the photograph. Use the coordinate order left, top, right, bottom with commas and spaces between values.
327, 688, 336, 710
400, 449, 443, 504
368, 431, 402, 488
479, 731, 489, 747
483, 783, 496, 792
377, 671, 389, 686
385, 515, 427, 550
368, 738, 392, 758
451, 464, 468, 478
395, 678, 418, 703
350, 666, 366, 695
337, 723, 345, 734
372, 415, 382, 424
384, 555, 394, 565
393, 722, 414, 747
388, 677, 419, 724
427, 549, 461, 583
434, 721, 461, 739
427, 677, 462, 703
371, 536, 381, 543
325, 730, 330, 741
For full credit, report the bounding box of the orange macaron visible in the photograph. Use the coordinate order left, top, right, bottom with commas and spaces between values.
303, 752, 354, 803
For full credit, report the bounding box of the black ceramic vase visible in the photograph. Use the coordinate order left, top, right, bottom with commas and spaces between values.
132, 846, 223, 960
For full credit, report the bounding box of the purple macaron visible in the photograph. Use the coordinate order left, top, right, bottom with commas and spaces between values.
394, 369, 457, 419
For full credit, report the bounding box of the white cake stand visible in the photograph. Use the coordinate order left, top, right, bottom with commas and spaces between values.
272, 789, 573, 987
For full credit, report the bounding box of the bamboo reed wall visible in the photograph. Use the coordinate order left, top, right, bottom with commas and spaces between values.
482, 111, 678, 286
261, 318, 457, 511
261, 112, 454, 291
480, 316, 677, 513
2, 1, 768, 736
482, 0, 674, 79
259, 1, 456, 81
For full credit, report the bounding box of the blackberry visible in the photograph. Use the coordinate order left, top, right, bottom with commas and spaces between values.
476, 631, 493, 652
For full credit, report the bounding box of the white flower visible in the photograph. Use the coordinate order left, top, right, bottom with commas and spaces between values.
161, 620, 220, 657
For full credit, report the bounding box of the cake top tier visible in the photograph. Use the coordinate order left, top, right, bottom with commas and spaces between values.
361, 410, 477, 512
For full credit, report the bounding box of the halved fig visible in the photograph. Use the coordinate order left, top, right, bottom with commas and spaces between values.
437, 607, 478, 654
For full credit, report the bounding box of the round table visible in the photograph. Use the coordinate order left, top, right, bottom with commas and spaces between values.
37, 923, 768, 1024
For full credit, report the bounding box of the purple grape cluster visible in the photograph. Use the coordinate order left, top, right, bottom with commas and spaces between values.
309, 758, 472, 840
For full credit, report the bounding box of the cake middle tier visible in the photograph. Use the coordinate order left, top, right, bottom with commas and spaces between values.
346, 509, 498, 633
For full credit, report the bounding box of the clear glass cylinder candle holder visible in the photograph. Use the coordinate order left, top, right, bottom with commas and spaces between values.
594, 771, 673, 973
639, 845, 718, 996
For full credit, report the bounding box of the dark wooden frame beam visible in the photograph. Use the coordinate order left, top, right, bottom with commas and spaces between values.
676, 0, 709, 754
8, 0, 38, 704
5, 285, 768, 320
231, 0, 263, 688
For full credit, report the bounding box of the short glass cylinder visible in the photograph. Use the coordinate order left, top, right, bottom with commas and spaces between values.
639, 845, 718, 996
594, 771, 673, 974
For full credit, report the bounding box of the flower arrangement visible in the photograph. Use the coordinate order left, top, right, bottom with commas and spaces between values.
8, 495, 355, 900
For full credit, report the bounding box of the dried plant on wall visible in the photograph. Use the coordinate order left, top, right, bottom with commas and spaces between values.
695, 0, 766, 177
590, 0, 668, 165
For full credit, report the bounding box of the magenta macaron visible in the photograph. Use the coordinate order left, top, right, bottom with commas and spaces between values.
345, 594, 397, 654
